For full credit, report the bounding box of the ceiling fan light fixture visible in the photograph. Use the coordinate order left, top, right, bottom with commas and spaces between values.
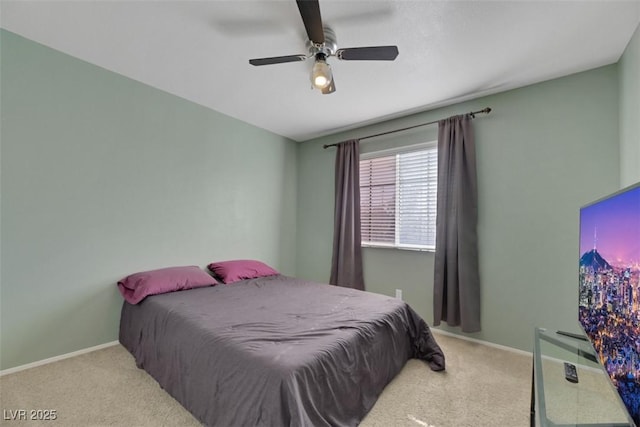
311, 58, 332, 90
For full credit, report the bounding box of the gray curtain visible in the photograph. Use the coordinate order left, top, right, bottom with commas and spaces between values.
330, 139, 365, 290
433, 114, 481, 332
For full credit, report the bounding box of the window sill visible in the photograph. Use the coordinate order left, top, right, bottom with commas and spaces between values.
361, 244, 435, 253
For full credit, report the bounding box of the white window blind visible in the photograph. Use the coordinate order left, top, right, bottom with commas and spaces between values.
360, 143, 438, 250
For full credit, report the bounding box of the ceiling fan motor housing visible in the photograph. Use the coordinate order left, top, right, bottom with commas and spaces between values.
308, 27, 337, 58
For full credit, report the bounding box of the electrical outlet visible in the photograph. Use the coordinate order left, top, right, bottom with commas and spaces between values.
395, 289, 403, 300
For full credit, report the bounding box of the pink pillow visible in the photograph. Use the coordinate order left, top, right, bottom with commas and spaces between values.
117, 266, 218, 304
207, 259, 279, 284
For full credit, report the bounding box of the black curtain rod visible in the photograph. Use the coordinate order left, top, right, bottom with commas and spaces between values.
322, 107, 492, 149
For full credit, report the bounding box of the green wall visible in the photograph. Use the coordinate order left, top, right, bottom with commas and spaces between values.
0, 30, 298, 370
297, 65, 620, 353
619, 22, 640, 187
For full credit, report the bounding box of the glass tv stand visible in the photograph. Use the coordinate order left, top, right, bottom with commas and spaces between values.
531, 327, 632, 427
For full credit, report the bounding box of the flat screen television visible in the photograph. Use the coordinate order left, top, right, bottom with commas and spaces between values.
579, 181, 640, 426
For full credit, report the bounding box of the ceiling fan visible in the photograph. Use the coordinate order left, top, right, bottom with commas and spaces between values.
249, 0, 399, 94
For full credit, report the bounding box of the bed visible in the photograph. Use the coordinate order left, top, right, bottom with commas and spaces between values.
119, 274, 445, 426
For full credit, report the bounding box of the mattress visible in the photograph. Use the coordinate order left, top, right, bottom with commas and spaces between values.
119, 274, 445, 426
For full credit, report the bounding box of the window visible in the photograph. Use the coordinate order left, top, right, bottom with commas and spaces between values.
359, 142, 437, 251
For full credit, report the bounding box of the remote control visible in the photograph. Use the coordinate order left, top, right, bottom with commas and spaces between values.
564, 362, 579, 383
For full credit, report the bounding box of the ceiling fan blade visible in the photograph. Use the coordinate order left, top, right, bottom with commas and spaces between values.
296, 0, 325, 44
336, 46, 399, 61
249, 54, 307, 66
322, 78, 335, 95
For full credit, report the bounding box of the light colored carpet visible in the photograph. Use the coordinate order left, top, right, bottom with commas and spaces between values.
0, 333, 531, 427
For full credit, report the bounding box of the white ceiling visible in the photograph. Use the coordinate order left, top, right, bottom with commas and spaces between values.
2, 1, 639, 142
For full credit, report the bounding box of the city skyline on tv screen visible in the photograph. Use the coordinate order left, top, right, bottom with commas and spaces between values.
579, 183, 640, 426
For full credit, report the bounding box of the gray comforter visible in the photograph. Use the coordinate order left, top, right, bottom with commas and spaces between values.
119, 275, 445, 426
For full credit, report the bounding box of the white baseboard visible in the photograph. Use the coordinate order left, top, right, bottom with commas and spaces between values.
432, 328, 532, 357
431, 329, 606, 375
0, 340, 120, 377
